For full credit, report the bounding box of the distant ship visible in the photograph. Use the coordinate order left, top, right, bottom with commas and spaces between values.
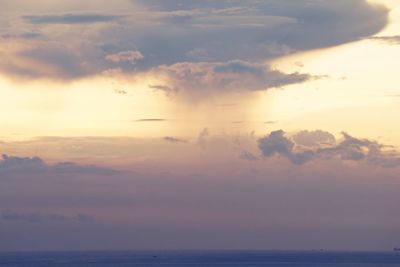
394, 248, 400, 252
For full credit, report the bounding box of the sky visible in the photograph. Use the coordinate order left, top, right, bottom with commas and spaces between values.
1, 0, 400, 251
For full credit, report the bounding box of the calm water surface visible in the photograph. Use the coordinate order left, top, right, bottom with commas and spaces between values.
1, 251, 400, 267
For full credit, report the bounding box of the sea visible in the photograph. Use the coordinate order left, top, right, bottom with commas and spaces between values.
1, 250, 400, 267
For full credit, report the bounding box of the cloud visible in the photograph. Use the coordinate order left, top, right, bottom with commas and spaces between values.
134, 0, 387, 50
0, 154, 46, 173
0, 41, 104, 79
239, 150, 258, 161
258, 130, 295, 157
1, 32, 42, 40
1, 133, 400, 250
0, 0, 387, 84
23, 13, 122, 24
258, 130, 400, 167
197, 128, 210, 147
105, 50, 144, 64
0, 209, 94, 223
151, 60, 312, 95
0, 154, 119, 176
293, 130, 336, 148
114, 89, 128, 95
51, 162, 119, 176
370, 35, 400, 45
257, 130, 315, 165
148, 84, 177, 96
163, 136, 188, 144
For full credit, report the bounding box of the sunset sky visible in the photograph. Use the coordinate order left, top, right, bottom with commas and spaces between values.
1, 0, 400, 251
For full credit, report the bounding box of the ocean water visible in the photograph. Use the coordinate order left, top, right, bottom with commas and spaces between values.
1, 250, 400, 267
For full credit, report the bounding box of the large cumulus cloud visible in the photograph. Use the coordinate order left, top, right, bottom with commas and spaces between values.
0, 0, 388, 94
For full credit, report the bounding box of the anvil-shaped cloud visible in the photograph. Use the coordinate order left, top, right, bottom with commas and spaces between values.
0, 0, 388, 94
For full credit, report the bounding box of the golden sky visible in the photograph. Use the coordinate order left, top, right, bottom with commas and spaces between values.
0, 0, 398, 146
0, 1, 400, 151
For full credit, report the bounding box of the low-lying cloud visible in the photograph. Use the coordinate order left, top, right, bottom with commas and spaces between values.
258, 130, 400, 167
0, 209, 94, 223
163, 136, 188, 144
0, 154, 119, 176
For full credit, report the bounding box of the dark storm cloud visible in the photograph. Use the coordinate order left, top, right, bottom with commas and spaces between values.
23, 13, 123, 24
258, 130, 400, 167
0, 154, 119, 175
0, 0, 387, 89
151, 60, 312, 94
134, 0, 387, 50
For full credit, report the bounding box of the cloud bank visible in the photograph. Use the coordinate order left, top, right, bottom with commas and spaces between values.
1, 134, 400, 250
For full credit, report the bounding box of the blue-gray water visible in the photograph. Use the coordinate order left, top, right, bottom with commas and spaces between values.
1, 251, 400, 267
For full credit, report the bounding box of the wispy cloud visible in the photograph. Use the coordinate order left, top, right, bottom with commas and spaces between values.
22, 13, 123, 24
133, 118, 167, 122
370, 35, 400, 45
239, 150, 258, 161
163, 136, 188, 144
